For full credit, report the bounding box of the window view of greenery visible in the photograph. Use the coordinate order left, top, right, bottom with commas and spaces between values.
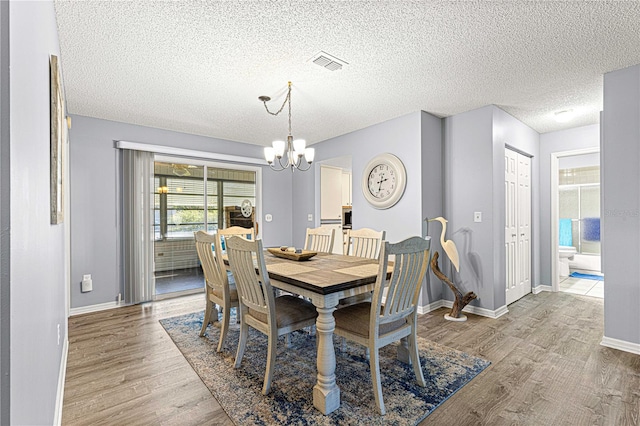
154, 162, 256, 240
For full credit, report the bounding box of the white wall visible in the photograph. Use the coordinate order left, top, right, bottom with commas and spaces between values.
9, 1, 68, 424
602, 64, 640, 347
539, 124, 600, 285
69, 115, 294, 309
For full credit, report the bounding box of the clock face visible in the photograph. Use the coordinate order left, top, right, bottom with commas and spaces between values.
240, 199, 253, 218
361, 153, 406, 209
367, 164, 397, 199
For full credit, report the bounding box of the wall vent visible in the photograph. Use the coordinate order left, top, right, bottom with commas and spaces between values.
310, 51, 348, 71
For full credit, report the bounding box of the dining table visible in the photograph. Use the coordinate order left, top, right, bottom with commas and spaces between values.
224, 250, 392, 415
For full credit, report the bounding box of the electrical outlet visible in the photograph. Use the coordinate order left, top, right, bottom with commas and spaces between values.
308, 214, 313, 221
265, 214, 273, 222
474, 212, 482, 223
81, 274, 93, 292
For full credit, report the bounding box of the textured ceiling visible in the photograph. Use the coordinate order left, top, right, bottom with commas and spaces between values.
54, 1, 640, 146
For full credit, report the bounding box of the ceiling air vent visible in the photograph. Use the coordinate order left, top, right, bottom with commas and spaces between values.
310, 51, 348, 71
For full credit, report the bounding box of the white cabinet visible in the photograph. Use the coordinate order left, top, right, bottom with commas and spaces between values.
341, 172, 352, 206
321, 166, 343, 221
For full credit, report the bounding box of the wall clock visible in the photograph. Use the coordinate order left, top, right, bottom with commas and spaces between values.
240, 199, 253, 218
361, 153, 407, 209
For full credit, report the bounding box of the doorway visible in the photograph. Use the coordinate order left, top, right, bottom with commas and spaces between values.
551, 148, 602, 297
505, 147, 532, 305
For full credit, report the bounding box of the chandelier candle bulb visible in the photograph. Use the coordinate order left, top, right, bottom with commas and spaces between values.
264, 147, 276, 164
273, 140, 286, 158
304, 147, 315, 163
293, 139, 306, 156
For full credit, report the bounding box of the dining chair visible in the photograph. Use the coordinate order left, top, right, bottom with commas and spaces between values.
333, 236, 431, 415
225, 236, 318, 395
304, 226, 335, 253
339, 228, 386, 308
345, 228, 386, 259
194, 231, 240, 353
218, 226, 255, 245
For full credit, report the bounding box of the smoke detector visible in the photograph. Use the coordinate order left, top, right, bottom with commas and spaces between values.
310, 51, 348, 71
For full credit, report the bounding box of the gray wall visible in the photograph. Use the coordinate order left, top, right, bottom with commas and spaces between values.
9, 1, 68, 424
539, 124, 600, 285
444, 106, 496, 309
444, 105, 540, 312
296, 111, 425, 246
493, 107, 541, 306
292, 111, 444, 304
602, 64, 640, 345
70, 115, 294, 309
420, 112, 444, 306
0, 0, 9, 422
558, 152, 600, 169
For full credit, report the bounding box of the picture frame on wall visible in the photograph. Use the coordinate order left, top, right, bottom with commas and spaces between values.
50, 54, 64, 224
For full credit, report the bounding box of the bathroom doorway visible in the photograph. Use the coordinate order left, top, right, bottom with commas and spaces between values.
551, 148, 603, 298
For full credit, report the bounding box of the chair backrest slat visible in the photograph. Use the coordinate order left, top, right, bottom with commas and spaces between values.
371, 236, 430, 326
194, 231, 228, 291
218, 226, 255, 248
346, 228, 386, 259
304, 227, 335, 253
226, 237, 275, 317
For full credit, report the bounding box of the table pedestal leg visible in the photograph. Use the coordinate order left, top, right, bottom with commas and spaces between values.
397, 336, 411, 365
313, 306, 340, 415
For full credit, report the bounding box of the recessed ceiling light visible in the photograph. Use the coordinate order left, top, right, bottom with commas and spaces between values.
554, 109, 575, 123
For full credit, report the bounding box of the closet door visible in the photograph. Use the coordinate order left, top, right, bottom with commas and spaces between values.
505, 148, 532, 305
505, 149, 519, 304
517, 154, 531, 298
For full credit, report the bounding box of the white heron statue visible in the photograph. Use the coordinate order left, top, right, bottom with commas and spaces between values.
427, 217, 460, 272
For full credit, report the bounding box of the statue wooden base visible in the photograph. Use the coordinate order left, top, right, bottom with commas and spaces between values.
431, 251, 477, 321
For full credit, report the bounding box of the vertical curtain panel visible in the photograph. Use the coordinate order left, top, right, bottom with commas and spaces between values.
122, 149, 155, 304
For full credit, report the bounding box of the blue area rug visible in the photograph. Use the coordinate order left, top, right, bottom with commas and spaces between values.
160, 310, 490, 425
570, 272, 604, 281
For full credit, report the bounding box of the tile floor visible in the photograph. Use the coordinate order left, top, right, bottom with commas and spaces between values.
559, 274, 604, 298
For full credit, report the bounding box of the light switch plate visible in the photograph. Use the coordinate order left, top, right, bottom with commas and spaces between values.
308, 214, 313, 221
474, 212, 482, 223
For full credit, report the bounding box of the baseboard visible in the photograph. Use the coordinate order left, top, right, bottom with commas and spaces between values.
53, 338, 68, 426
533, 285, 553, 294
601, 336, 640, 355
70, 301, 127, 316
417, 299, 445, 315
442, 300, 509, 319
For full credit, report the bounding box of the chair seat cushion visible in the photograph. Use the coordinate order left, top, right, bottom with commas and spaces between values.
211, 283, 238, 301
334, 302, 407, 338
249, 295, 317, 328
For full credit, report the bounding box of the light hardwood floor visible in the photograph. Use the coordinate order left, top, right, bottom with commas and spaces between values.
62, 291, 639, 425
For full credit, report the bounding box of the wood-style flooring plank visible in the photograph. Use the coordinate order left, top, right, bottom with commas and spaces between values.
62, 291, 639, 425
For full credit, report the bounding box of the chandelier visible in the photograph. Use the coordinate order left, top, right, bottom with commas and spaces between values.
260, 82, 315, 172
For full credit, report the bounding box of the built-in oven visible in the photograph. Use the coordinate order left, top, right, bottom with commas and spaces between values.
342, 209, 352, 229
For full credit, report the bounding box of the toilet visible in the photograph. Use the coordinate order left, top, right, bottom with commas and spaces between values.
558, 246, 577, 277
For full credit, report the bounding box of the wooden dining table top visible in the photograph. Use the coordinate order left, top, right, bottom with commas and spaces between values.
224, 251, 389, 295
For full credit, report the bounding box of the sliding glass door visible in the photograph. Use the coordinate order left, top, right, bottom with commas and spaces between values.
153, 159, 257, 298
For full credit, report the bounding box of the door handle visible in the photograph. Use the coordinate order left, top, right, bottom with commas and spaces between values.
512, 234, 516, 237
